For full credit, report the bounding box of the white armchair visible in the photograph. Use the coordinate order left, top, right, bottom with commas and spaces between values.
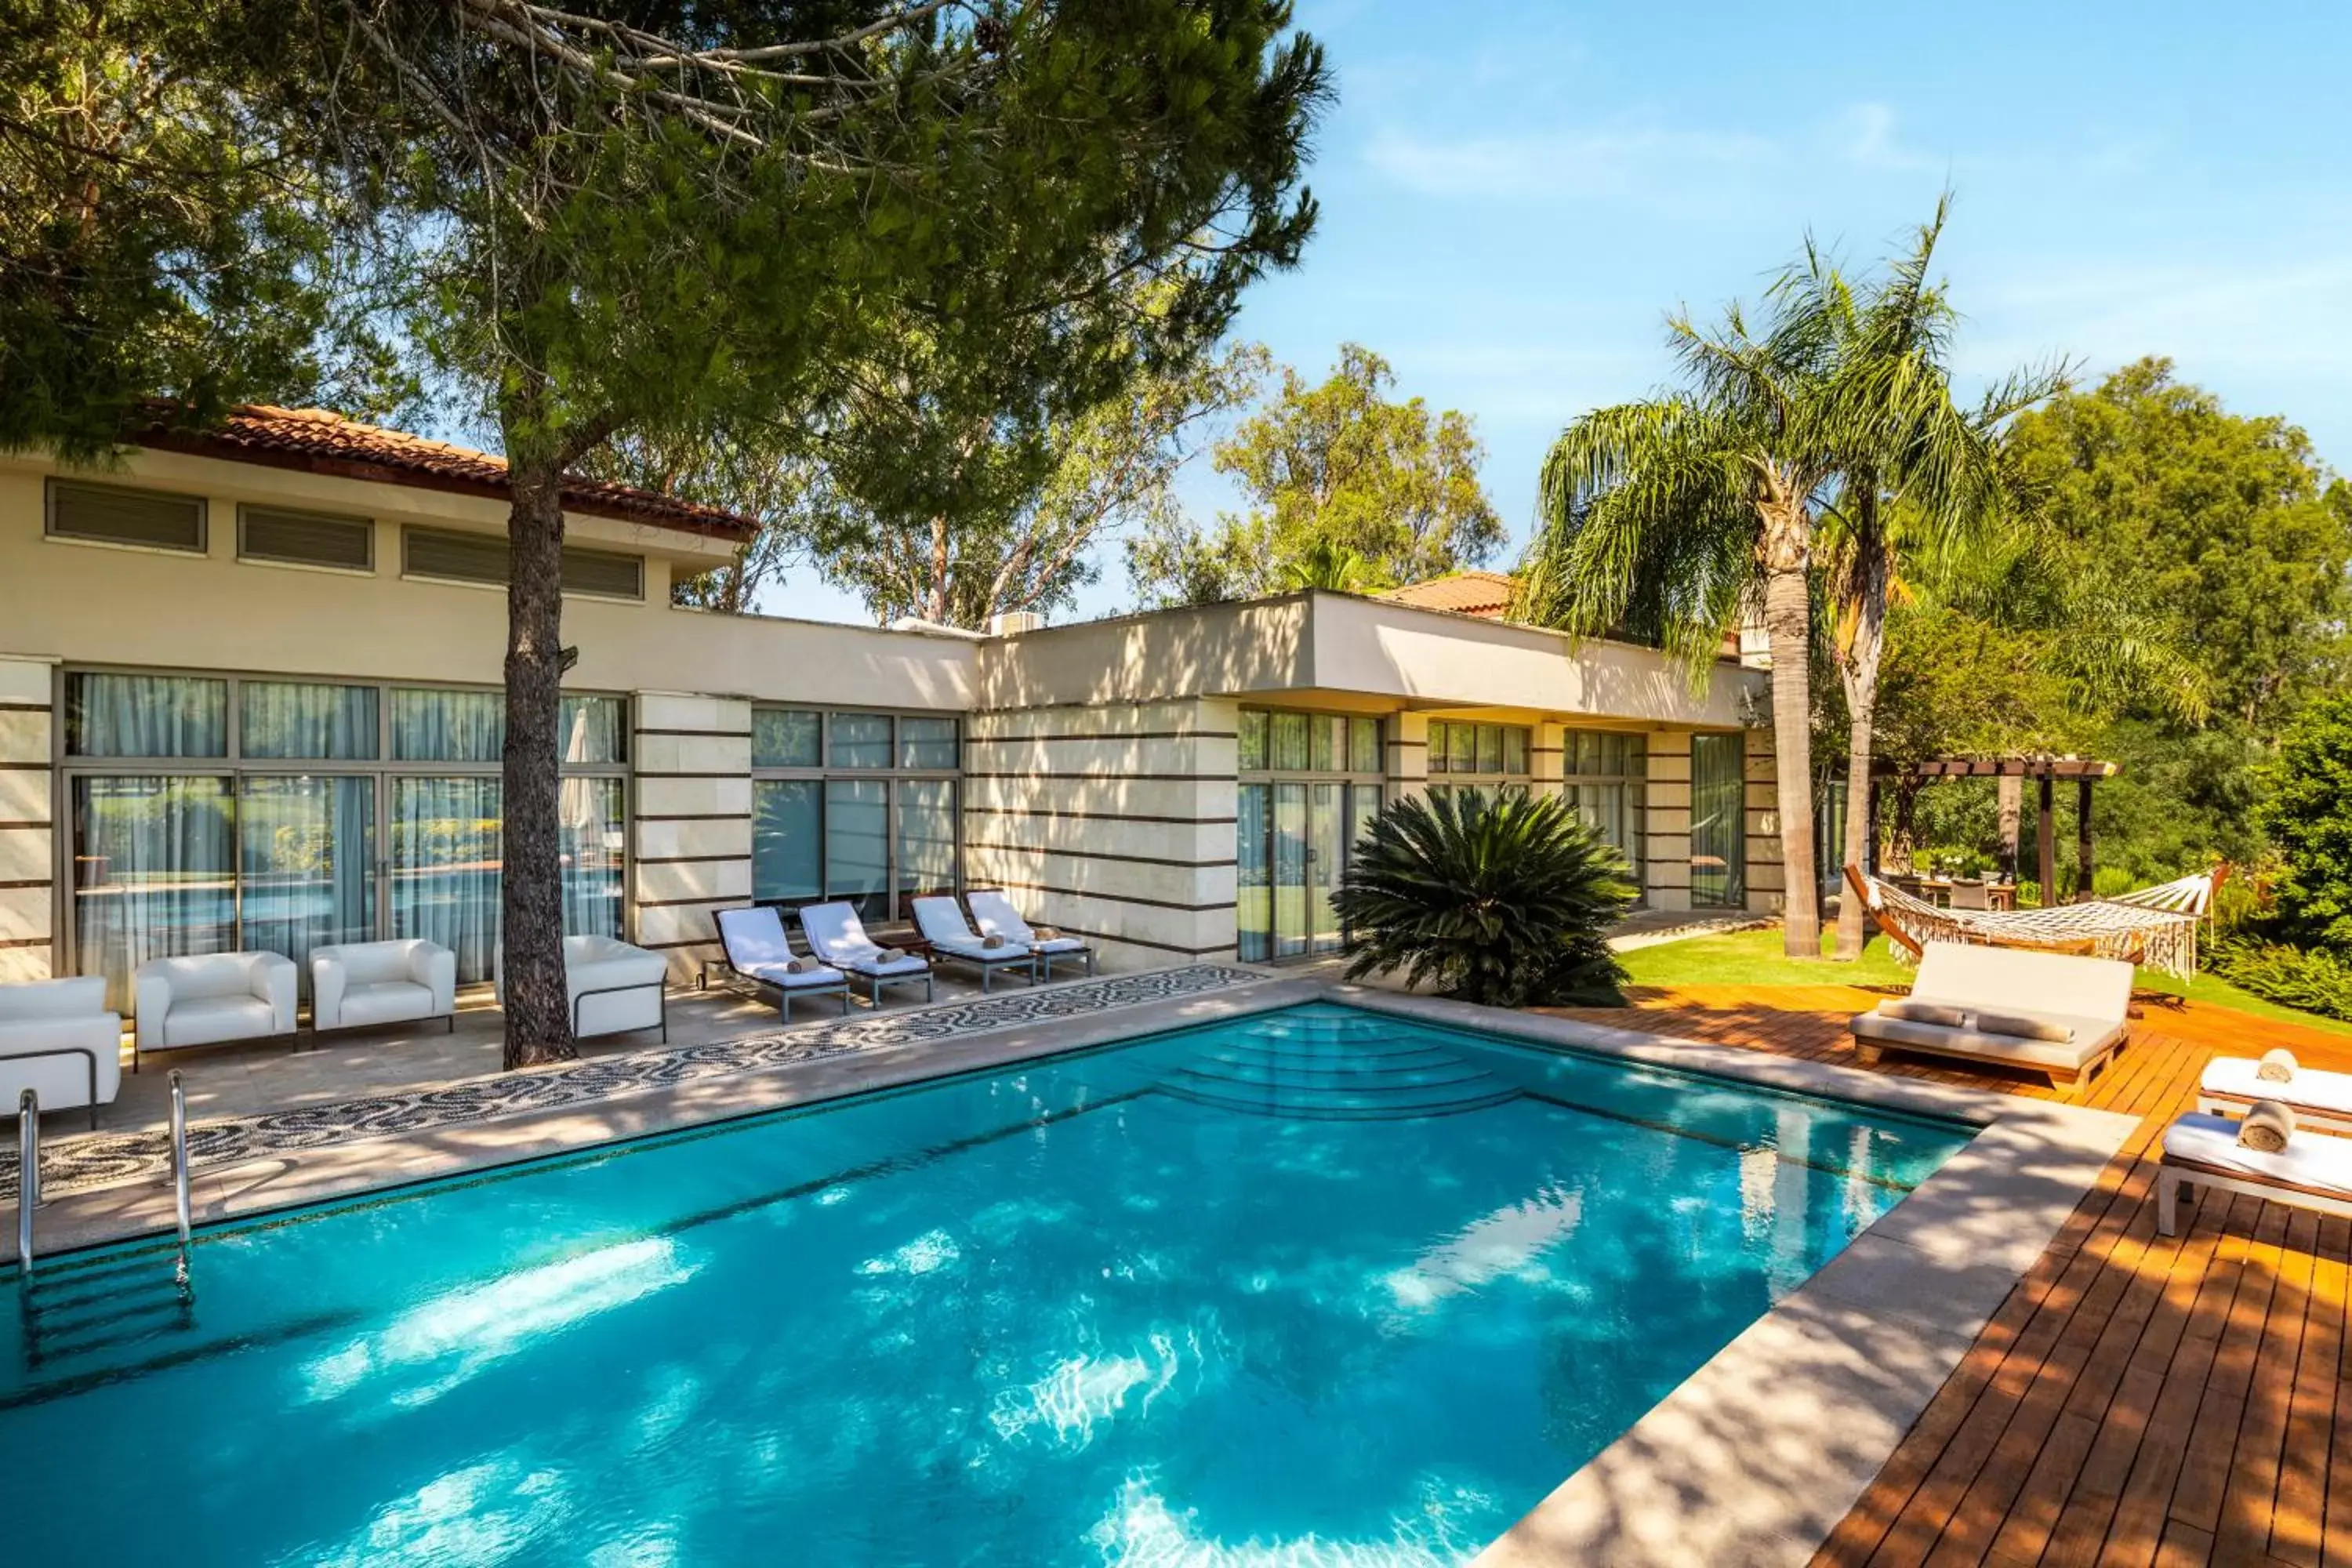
497, 935, 667, 1042
133, 951, 299, 1069
0, 977, 122, 1129
311, 939, 458, 1036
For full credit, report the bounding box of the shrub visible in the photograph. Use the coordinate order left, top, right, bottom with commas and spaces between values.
2209, 938, 2352, 1023
2257, 691, 2352, 953
1332, 789, 1635, 1007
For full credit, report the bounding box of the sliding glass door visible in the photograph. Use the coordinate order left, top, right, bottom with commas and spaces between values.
239, 775, 377, 974
1690, 732, 1747, 909
1236, 710, 1385, 964
70, 776, 236, 1011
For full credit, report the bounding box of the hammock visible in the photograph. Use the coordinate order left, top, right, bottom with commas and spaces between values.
1844, 864, 2217, 981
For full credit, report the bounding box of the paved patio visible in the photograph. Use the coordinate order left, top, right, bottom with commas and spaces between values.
1547, 980, 2352, 1568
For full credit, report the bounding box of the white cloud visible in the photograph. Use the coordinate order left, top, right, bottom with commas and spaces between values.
1837, 103, 1941, 172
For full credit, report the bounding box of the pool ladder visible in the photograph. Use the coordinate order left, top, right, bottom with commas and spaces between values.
13, 1073, 198, 1370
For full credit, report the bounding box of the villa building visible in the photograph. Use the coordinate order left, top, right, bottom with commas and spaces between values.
0, 408, 1778, 1001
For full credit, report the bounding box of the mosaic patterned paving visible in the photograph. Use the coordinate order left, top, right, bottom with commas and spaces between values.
2, 964, 1266, 1203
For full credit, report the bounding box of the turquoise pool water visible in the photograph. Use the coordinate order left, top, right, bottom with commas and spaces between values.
1, 1003, 1971, 1566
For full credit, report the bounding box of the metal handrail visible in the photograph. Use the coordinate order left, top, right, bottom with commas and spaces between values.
169, 1071, 193, 1294
15, 1087, 36, 1273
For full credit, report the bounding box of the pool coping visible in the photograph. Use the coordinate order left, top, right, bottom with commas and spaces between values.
9, 974, 2137, 1568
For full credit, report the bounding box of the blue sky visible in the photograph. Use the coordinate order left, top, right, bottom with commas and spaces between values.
766, 0, 2352, 625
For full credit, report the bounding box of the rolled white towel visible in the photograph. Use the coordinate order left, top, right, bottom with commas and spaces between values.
982, 934, 1006, 949
2256, 1048, 2298, 1083
2239, 1099, 2295, 1153
785, 958, 808, 975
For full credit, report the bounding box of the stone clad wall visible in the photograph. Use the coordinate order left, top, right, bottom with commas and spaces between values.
630, 691, 754, 984
0, 655, 54, 982
1744, 725, 1785, 914
963, 698, 1240, 970
1643, 731, 1695, 912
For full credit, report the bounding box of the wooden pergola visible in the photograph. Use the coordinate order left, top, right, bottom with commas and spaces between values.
1870, 756, 2119, 904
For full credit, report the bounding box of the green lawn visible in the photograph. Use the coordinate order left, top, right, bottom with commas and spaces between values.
1617, 926, 2352, 1040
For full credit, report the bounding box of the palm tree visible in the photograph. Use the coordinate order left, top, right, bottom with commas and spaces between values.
1277, 536, 1381, 593
1795, 199, 2070, 956
1519, 280, 1846, 957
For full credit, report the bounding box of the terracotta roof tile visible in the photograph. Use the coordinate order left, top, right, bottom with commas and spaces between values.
131, 405, 757, 540
1377, 569, 1518, 619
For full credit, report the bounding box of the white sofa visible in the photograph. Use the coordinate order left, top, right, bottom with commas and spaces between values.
499, 935, 668, 1041
311, 939, 458, 1037
1850, 941, 2133, 1093
0, 976, 122, 1128
134, 951, 299, 1069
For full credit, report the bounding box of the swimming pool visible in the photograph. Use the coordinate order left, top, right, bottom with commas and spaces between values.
2, 1002, 1972, 1566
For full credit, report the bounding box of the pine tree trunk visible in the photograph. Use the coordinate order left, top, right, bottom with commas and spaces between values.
1833, 540, 1889, 960
500, 459, 578, 1069
1759, 505, 1820, 958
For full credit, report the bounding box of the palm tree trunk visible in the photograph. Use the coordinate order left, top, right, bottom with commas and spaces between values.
1759, 503, 1820, 958
1833, 539, 1889, 960
499, 456, 579, 1070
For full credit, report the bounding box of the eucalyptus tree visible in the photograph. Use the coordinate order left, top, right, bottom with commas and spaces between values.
1519, 289, 1845, 956
288, 0, 1326, 1065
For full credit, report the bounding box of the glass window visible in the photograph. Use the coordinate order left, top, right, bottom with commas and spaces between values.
898, 717, 958, 771
238, 775, 377, 971
390, 688, 505, 762
66, 673, 227, 757
896, 780, 958, 902
1349, 718, 1382, 775
1236, 782, 1271, 962
1691, 733, 1747, 909
1270, 711, 1308, 771
1238, 710, 1269, 771
752, 779, 822, 902
1503, 728, 1528, 775
240, 681, 379, 760
753, 709, 822, 770
825, 779, 890, 917
70, 775, 237, 1009
1309, 716, 1336, 771
1446, 723, 1475, 776
559, 776, 626, 940
390, 775, 504, 982
829, 713, 892, 770
559, 696, 626, 766
1476, 724, 1504, 775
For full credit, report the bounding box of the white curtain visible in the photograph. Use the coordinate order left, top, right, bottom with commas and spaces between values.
559, 776, 624, 940
241, 681, 378, 760
392, 775, 503, 982
239, 775, 376, 978
71, 775, 235, 1009
67, 673, 227, 757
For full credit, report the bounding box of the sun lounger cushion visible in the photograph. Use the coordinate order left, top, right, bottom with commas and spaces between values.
2201, 1057, 2352, 1119
1973, 1010, 2074, 1044
799, 902, 931, 978
910, 897, 1029, 963
715, 907, 849, 989
1851, 1009, 2122, 1072
967, 890, 1087, 953
2163, 1112, 2352, 1198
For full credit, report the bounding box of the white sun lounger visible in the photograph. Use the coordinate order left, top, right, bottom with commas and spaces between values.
2198, 1055, 2352, 1136
909, 897, 1035, 993
967, 889, 1094, 979
797, 902, 934, 1007
2157, 1111, 2352, 1236
710, 906, 850, 1021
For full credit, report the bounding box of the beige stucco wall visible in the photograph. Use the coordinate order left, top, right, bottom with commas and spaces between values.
0, 456, 976, 710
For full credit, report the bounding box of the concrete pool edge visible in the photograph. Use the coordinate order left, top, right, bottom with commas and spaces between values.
1330, 989, 2136, 1568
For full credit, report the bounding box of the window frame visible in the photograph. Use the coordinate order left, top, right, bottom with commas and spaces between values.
235, 503, 377, 575
1425, 719, 1534, 793
1236, 707, 1386, 963
55, 662, 630, 987
748, 706, 963, 923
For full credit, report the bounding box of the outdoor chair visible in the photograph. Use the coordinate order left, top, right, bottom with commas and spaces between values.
0, 976, 121, 1129
1947, 879, 1992, 910
310, 938, 457, 1038
496, 935, 669, 1041
966, 889, 1095, 979
710, 906, 851, 1021
2158, 1107, 2352, 1235
910, 896, 1036, 993
1849, 940, 2132, 1094
2198, 1051, 2352, 1136
133, 951, 299, 1069
797, 902, 934, 1007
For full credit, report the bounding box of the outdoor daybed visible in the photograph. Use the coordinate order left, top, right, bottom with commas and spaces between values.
1849, 940, 2133, 1093
2158, 1109, 2352, 1235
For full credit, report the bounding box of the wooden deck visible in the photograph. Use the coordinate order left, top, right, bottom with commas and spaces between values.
1549, 982, 2352, 1568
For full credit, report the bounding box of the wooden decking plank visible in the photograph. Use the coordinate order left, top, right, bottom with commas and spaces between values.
2267, 1212, 2343, 1565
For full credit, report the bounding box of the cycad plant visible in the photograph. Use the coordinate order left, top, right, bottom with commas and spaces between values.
1332, 789, 1635, 1007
